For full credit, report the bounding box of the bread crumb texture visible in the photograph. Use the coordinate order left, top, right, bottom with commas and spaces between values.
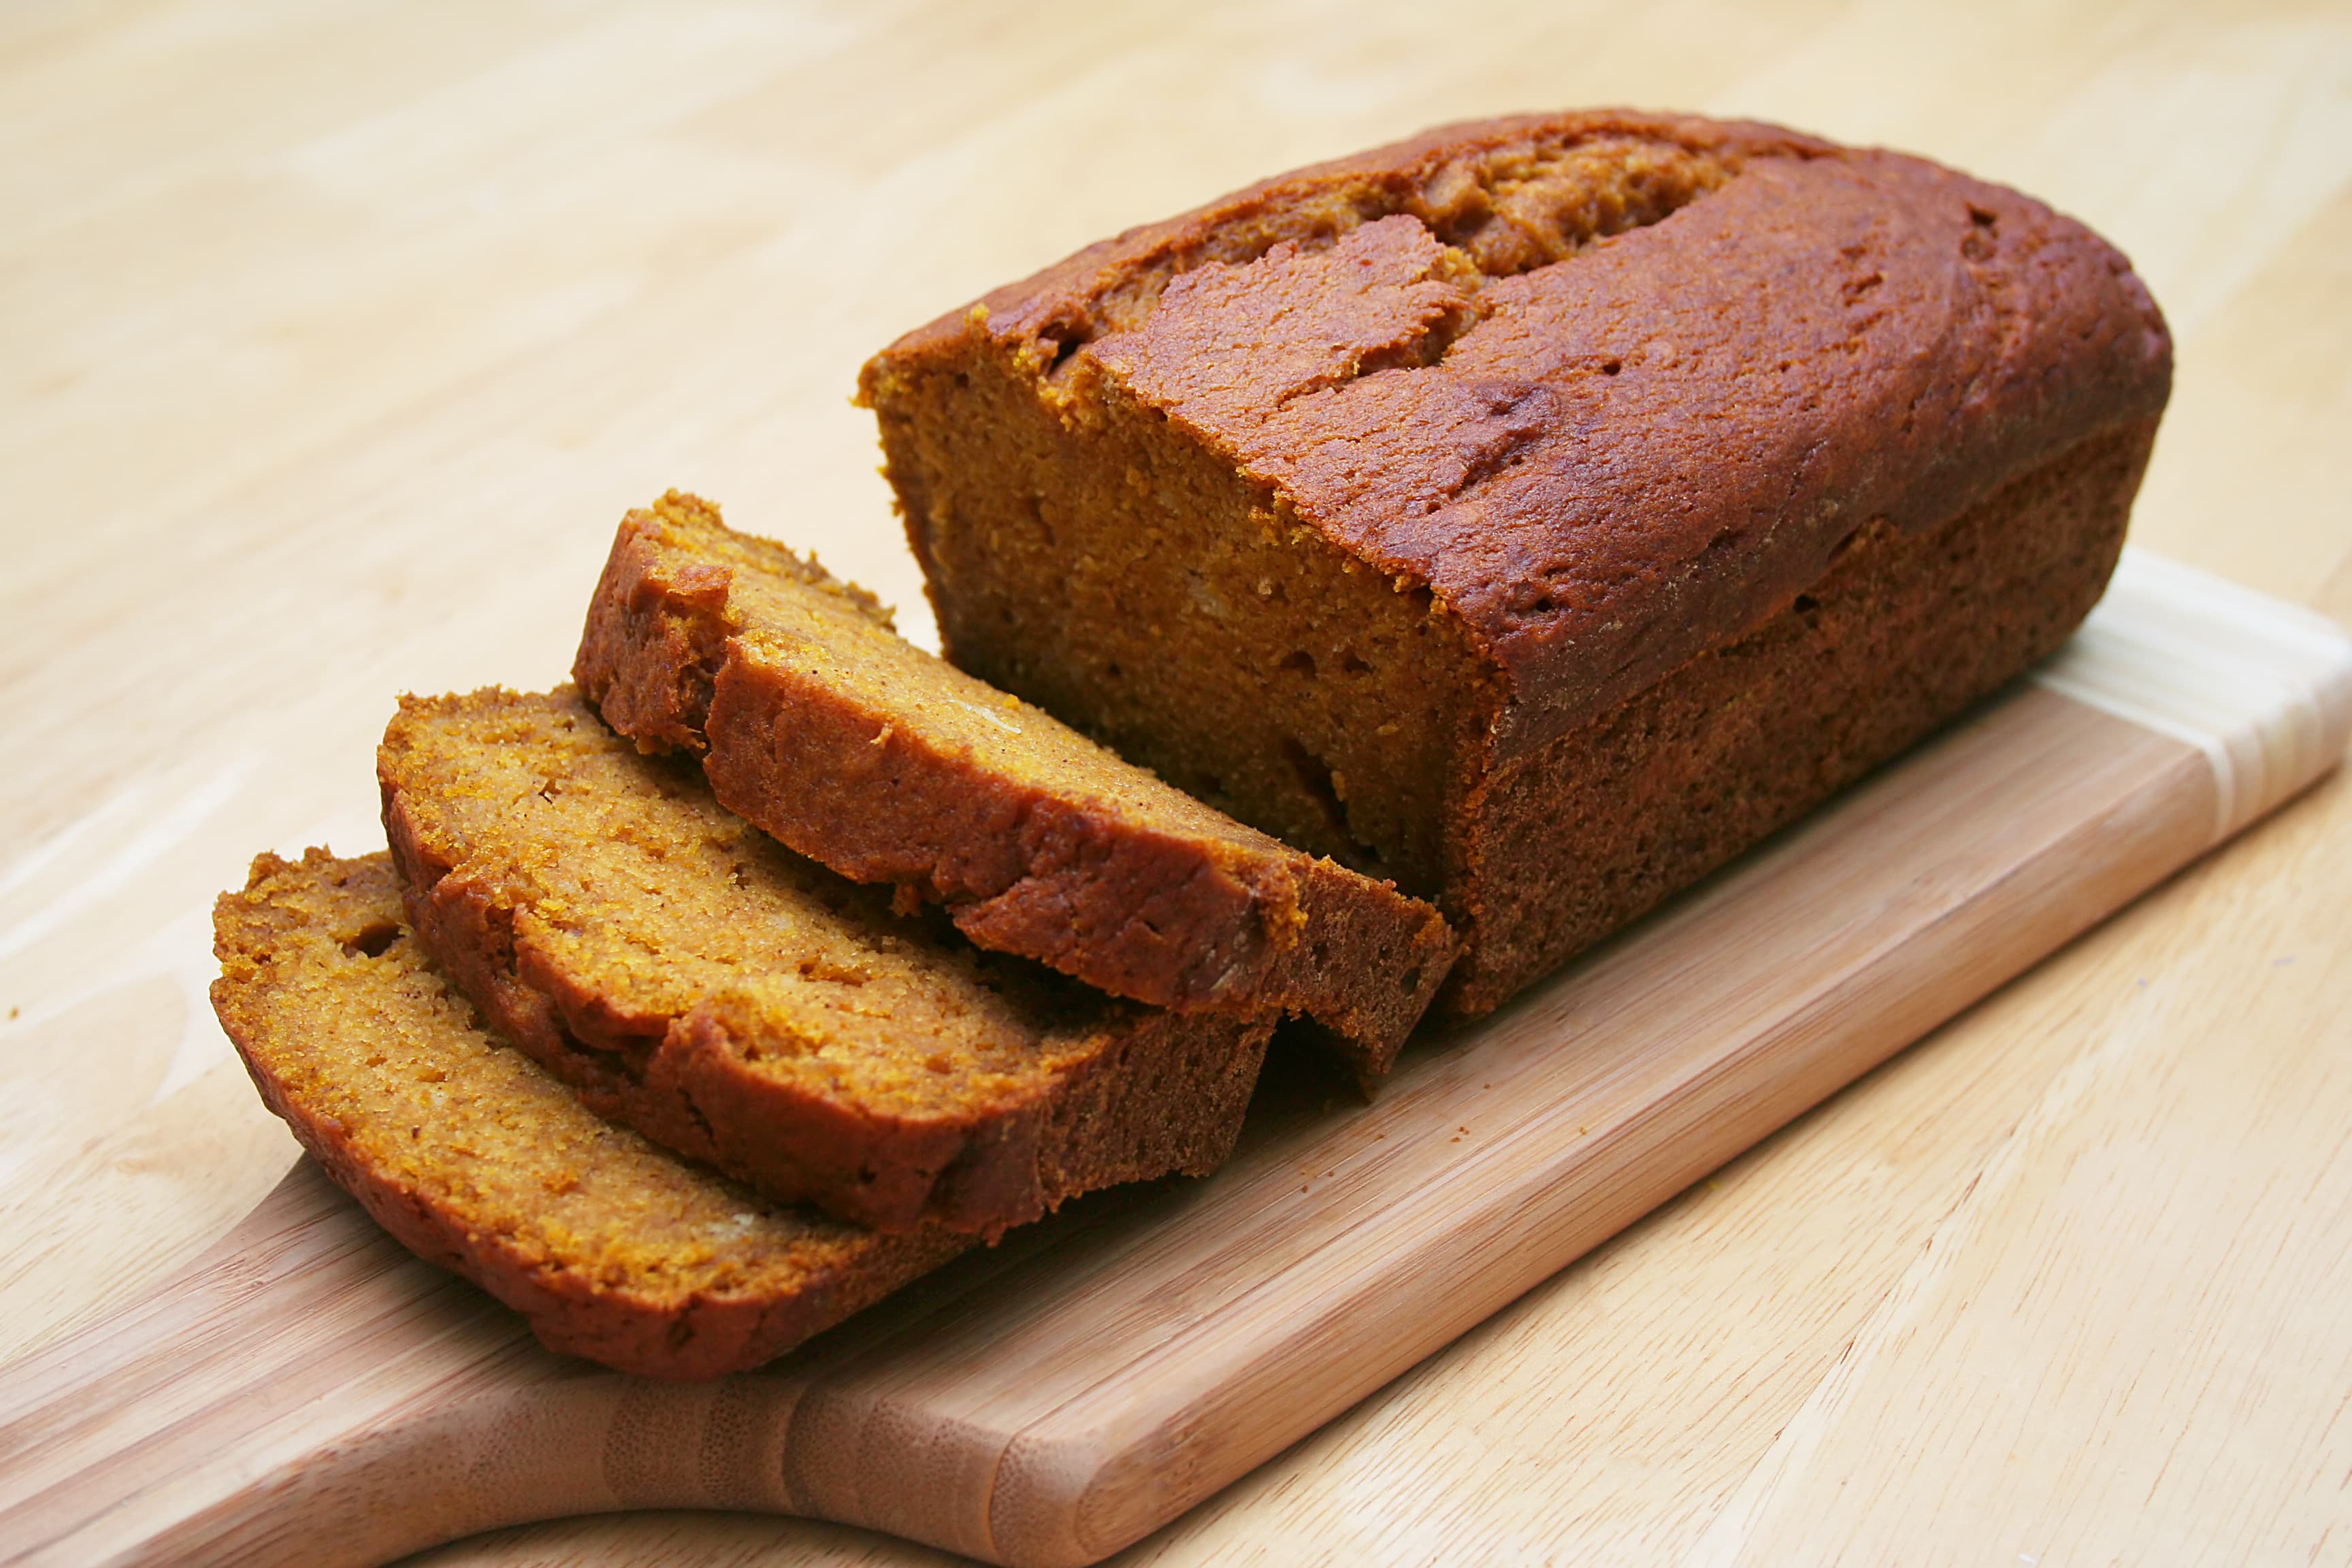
210, 849, 968, 1378
378, 687, 1269, 1233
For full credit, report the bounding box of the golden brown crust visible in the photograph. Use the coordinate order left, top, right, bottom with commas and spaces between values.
867, 109, 2171, 753
1441, 418, 2150, 1013
377, 687, 1272, 1235
210, 849, 971, 1379
574, 493, 1455, 1079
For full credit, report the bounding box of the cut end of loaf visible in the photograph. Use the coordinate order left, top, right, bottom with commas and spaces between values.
574, 495, 1459, 1072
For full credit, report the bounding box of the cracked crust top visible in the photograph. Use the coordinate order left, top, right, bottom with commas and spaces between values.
864, 108, 2172, 756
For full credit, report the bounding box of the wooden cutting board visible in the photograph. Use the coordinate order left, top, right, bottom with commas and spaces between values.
3, 552, 2347, 1568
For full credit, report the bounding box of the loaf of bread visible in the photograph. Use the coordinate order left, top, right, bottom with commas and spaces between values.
210, 849, 972, 1379
378, 687, 1270, 1236
859, 109, 2173, 1015
574, 491, 1455, 1082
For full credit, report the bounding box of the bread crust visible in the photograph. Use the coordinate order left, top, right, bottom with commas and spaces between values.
1446, 416, 2151, 1011
868, 108, 2171, 753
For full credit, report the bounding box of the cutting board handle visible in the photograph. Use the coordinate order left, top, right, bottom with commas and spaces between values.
0, 1161, 809, 1567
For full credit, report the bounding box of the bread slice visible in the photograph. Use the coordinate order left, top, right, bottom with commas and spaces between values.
378, 687, 1271, 1237
573, 491, 1455, 1083
210, 849, 972, 1379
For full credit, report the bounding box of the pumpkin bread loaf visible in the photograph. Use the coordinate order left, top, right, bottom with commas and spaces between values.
574, 490, 1455, 1083
378, 687, 1271, 1237
210, 849, 973, 1379
859, 108, 2173, 1015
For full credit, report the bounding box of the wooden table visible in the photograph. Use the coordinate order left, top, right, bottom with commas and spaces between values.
4, 2, 2347, 1562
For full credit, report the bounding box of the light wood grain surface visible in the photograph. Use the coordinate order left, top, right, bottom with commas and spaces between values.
3, 1, 2348, 1563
